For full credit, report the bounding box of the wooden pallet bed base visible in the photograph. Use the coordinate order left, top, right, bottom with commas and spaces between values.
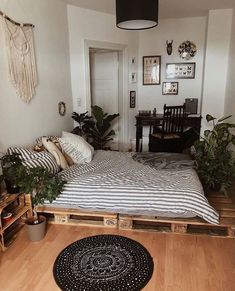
119, 193, 235, 238
36, 206, 118, 228
118, 214, 235, 237
36, 193, 235, 237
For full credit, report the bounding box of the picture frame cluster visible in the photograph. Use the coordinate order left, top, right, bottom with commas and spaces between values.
142, 43, 196, 95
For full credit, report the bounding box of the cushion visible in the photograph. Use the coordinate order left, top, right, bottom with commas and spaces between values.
63, 152, 74, 167
62, 131, 94, 154
7, 147, 59, 174
35, 135, 59, 147
151, 133, 180, 139
59, 132, 93, 164
42, 138, 68, 170
59, 139, 85, 164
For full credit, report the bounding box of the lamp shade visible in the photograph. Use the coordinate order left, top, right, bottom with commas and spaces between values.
116, 0, 158, 30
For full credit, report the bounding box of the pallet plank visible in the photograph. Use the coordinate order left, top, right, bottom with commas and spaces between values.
37, 206, 118, 228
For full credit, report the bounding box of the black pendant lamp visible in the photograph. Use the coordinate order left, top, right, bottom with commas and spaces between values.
116, 0, 159, 30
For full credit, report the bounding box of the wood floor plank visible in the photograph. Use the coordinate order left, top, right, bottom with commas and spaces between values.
0, 225, 235, 291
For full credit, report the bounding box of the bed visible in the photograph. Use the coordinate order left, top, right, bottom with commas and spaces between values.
43, 150, 219, 225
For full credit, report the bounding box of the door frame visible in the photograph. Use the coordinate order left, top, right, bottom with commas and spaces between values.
84, 40, 128, 151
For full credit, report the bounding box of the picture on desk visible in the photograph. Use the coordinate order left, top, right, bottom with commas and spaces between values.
162, 82, 179, 95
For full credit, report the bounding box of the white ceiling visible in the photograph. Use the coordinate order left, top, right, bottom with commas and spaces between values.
64, 0, 235, 19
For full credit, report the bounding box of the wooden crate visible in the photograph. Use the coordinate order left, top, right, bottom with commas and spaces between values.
36, 206, 118, 228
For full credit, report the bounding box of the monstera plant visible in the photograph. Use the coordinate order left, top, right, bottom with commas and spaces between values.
193, 114, 235, 193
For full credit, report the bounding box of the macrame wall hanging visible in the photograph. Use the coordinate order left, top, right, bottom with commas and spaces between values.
0, 11, 38, 103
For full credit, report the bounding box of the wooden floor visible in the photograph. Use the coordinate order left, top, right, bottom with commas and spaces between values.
0, 225, 235, 291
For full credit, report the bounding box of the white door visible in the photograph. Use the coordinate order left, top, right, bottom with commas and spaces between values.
90, 51, 119, 150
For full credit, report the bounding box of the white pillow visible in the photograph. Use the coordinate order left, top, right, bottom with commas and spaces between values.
59, 138, 85, 164
60, 132, 94, 164
62, 131, 94, 154
42, 138, 68, 170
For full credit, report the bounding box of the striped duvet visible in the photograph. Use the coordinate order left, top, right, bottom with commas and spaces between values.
46, 150, 219, 224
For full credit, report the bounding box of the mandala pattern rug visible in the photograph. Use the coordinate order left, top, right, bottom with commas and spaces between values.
53, 234, 154, 291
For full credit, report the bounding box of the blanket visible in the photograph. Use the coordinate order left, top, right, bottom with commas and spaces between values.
132, 152, 195, 170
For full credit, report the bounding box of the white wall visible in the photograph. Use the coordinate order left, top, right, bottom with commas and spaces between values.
0, 0, 73, 151
225, 9, 235, 124
202, 9, 233, 130
138, 17, 207, 113
67, 5, 139, 147
1, 2, 234, 152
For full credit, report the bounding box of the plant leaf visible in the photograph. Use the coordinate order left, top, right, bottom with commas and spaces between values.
206, 114, 216, 122
218, 115, 232, 122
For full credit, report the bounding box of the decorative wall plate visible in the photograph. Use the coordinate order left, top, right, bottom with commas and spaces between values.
178, 41, 197, 60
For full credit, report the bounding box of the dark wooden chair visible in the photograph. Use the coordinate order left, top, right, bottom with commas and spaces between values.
149, 104, 186, 153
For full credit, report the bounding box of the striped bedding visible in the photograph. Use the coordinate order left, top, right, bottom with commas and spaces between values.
46, 150, 219, 224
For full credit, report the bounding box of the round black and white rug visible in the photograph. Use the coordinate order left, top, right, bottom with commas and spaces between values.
53, 234, 154, 291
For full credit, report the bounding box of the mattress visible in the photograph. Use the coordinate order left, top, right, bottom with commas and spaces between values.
45, 150, 219, 224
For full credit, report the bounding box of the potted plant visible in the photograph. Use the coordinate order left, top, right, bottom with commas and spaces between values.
0, 174, 4, 192
193, 114, 235, 193
72, 106, 119, 150
1, 151, 66, 241
0, 152, 23, 194
71, 111, 93, 137
18, 166, 66, 241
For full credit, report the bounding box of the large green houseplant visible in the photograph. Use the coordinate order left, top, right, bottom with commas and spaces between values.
193, 114, 235, 193
19, 166, 66, 223
71, 111, 93, 136
72, 105, 119, 150
20, 166, 66, 241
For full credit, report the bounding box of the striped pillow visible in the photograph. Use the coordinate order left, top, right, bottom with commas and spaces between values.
59, 138, 87, 164
7, 147, 59, 174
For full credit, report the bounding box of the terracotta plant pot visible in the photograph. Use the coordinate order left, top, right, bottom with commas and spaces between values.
2, 212, 12, 224
25, 215, 46, 242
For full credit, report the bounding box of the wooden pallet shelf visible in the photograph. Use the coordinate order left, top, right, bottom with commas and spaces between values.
0, 193, 32, 251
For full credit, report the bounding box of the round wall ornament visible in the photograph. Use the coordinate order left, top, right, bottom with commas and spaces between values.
58, 101, 66, 116
178, 41, 197, 60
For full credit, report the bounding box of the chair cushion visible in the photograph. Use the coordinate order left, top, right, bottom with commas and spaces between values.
151, 133, 181, 139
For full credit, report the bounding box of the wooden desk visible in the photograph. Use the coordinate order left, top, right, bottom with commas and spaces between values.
135, 114, 202, 152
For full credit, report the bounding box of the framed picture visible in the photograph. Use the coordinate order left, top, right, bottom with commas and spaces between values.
166, 62, 196, 79
162, 82, 179, 95
130, 91, 136, 108
143, 55, 161, 85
